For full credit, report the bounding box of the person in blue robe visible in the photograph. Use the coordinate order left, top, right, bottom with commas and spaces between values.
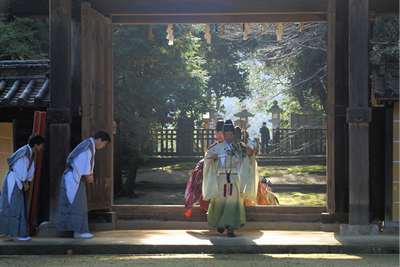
0, 133, 45, 241
57, 130, 111, 239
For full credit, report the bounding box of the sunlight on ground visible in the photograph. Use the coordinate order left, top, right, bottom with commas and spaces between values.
98, 254, 361, 261
270, 254, 362, 259
276, 192, 327, 205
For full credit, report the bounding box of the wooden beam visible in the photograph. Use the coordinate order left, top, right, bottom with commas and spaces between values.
10, 0, 398, 21
90, 0, 327, 16
48, 0, 72, 225
112, 14, 327, 24
347, 0, 371, 226
326, 0, 350, 215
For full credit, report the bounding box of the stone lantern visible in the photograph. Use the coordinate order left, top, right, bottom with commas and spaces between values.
233, 109, 254, 129
267, 100, 283, 129
299, 104, 314, 114
202, 111, 211, 129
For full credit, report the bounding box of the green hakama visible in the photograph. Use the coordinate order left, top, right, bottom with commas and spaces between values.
203, 142, 257, 230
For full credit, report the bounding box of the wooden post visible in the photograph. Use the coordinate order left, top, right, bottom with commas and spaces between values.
48, 0, 72, 227
339, 0, 380, 235
347, 0, 370, 226
326, 0, 349, 217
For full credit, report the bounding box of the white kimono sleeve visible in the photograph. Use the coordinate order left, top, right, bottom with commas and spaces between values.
202, 146, 221, 200
65, 148, 93, 204
239, 154, 258, 202
7, 156, 32, 203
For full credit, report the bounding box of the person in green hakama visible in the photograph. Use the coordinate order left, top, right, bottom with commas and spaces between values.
203, 120, 258, 238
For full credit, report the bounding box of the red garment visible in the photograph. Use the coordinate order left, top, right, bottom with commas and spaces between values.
184, 142, 219, 211
184, 159, 210, 211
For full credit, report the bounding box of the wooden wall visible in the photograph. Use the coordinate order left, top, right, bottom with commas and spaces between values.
0, 123, 13, 192
81, 3, 114, 211
393, 102, 399, 221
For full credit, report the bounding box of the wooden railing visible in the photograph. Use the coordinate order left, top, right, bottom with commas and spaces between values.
152, 127, 326, 156
271, 127, 326, 155
151, 128, 177, 156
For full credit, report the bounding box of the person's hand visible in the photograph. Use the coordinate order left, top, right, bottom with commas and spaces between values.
211, 153, 219, 160
23, 182, 29, 191
246, 147, 254, 157
85, 175, 94, 184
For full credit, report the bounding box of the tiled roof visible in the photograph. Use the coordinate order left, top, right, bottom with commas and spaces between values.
0, 60, 50, 107
373, 54, 399, 101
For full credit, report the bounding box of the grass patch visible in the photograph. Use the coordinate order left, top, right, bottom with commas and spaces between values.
286, 165, 326, 174
275, 192, 326, 206
258, 165, 326, 178
139, 162, 197, 172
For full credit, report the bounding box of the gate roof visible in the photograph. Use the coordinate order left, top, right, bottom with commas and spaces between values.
10, 0, 398, 24
0, 60, 50, 107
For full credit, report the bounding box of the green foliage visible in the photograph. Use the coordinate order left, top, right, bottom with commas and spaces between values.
114, 24, 208, 158
192, 27, 251, 111
370, 16, 399, 64
0, 15, 48, 60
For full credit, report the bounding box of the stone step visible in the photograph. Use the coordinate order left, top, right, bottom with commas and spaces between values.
108, 205, 326, 222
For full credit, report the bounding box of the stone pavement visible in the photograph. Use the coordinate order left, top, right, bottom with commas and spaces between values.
0, 229, 398, 255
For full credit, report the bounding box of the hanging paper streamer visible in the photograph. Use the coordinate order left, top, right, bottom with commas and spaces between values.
276, 23, 283, 41
261, 24, 266, 34
243, 23, 250, 40
299, 22, 306, 34
204, 23, 211, 44
221, 24, 226, 36
148, 24, 153, 40
166, 24, 174, 45
184, 24, 189, 35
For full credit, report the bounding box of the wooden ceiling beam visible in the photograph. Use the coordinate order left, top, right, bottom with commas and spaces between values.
10, 0, 399, 22
88, 0, 327, 16
111, 14, 327, 25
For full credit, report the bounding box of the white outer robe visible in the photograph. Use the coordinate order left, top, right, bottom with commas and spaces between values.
7, 146, 34, 204
65, 138, 95, 204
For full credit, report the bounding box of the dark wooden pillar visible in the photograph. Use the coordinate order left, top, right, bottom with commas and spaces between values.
48, 0, 72, 226
346, 0, 372, 226
71, 1, 82, 149
384, 102, 395, 226
326, 0, 349, 217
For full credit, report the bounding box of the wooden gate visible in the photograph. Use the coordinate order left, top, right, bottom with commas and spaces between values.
81, 3, 114, 211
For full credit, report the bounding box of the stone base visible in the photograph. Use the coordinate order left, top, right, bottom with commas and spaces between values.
340, 224, 379, 236
37, 222, 71, 237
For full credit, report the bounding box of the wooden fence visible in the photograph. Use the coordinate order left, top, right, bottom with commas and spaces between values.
152, 128, 217, 156
152, 127, 326, 156
273, 127, 326, 155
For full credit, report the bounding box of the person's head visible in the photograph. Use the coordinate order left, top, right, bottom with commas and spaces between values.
223, 119, 235, 143
28, 133, 45, 153
261, 177, 273, 192
93, 130, 111, 150
262, 122, 266, 127
215, 120, 225, 143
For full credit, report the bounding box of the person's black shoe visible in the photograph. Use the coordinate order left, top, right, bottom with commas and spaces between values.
227, 229, 236, 238
217, 228, 225, 234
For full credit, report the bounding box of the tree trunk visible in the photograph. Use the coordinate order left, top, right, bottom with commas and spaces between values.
125, 155, 139, 198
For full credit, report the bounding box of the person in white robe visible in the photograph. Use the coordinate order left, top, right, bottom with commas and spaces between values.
57, 130, 111, 239
203, 120, 257, 238
0, 134, 45, 241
